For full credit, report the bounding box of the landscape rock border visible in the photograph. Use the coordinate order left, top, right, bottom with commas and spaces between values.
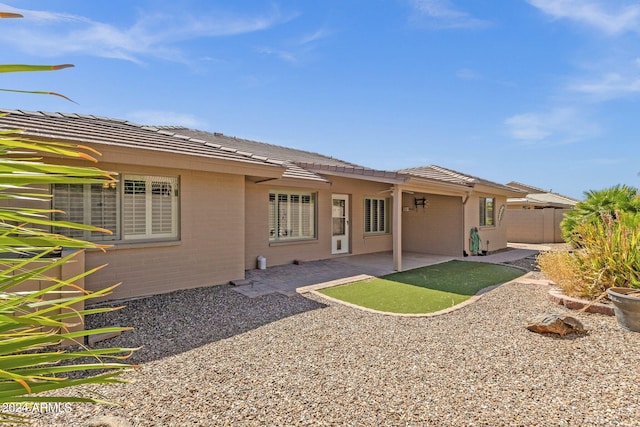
548, 287, 614, 316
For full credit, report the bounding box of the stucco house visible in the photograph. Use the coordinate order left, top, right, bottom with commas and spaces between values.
0, 109, 524, 300
505, 181, 579, 244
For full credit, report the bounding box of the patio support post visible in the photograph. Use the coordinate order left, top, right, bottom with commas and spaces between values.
392, 185, 402, 271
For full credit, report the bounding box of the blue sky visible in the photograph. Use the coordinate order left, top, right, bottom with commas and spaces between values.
2, 0, 640, 200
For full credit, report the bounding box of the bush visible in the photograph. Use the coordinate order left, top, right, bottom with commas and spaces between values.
561, 184, 640, 246
537, 250, 584, 296
539, 211, 640, 298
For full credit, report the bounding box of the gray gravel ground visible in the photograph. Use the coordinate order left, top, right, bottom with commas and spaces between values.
29, 276, 640, 426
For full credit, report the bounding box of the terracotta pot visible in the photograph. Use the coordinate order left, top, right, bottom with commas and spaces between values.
607, 287, 640, 332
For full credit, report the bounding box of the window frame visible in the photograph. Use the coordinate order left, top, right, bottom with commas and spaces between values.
52, 182, 121, 242
364, 196, 389, 234
479, 196, 495, 227
122, 175, 179, 241
51, 174, 180, 243
268, 190, 317, 242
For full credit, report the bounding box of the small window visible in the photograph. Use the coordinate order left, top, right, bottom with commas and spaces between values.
269, 191, 316, 241
480, 197, 495, 226
364, 197, 388, 234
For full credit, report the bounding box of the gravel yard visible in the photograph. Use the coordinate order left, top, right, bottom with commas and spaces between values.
30, 276, 640, 426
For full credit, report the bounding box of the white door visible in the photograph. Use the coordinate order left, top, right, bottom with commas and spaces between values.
332, 194, 349, 254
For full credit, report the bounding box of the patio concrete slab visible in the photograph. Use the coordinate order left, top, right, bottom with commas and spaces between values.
232, 248, 538, 298
460, 248, 538, 264
233, 252, 452, 297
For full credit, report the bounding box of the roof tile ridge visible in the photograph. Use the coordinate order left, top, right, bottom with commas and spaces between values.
431, 165, 522, 191
428, 164, 475, 182
166, 127, 287, 165
292, 161, 406, 179
152, 127, 285, 167
508, 181, 548, 193
0, 110, 285, 168
547, 192, 580, 203
173, 128, 364, 167
0, 108, 21, 115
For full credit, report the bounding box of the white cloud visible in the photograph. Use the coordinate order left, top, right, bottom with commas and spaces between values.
0, 3, 292, 64
504, 108, 601, 144
456, 68, 481, 80
527, 0, 640, 35
298, 28, 332, 45
570, 72, 640, 99
256, 47, 298, 63
127, 110, 206, 128
505, 113, 552, 141
256, 27, 332, 64
408, 0, 490, 29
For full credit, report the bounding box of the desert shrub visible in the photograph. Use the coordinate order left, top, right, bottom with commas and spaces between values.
536, 250, 584, 296
561, 184, 640, 246
540, 211, 640, 298
573, 212, 640, 292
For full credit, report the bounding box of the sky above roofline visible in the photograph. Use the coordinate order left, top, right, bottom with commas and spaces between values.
2, 0, 640, 199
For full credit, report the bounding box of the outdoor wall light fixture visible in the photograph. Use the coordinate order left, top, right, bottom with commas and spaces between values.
414, 197, 428, 208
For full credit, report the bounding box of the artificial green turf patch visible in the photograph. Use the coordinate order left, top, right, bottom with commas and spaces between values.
318, 260, 524, 314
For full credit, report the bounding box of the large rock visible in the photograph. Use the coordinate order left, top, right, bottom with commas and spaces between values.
526, 313, 587, 336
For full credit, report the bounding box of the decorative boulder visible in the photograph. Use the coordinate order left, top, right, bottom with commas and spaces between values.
526, 313, 587, 336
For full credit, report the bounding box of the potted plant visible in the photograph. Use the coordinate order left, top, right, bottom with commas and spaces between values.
542, 199, 640, 331
607, 288, 640, 332
588, 210, 640, 332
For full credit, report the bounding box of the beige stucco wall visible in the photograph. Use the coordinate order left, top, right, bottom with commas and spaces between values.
26, 141, 267, 301
506, 208, 570, 243
82, 163, 246, 300
464, 194, 509, 254
401, 193, 463, 256
244, 176, 393, 269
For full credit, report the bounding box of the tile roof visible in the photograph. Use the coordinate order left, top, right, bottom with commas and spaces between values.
294, 162, 407, 182
0, 109, 284, 168
0, 110, 533, 193
162, 128, 373, 184
399, 165, 475, 185
281, 163, 330, 183
506, 181, 549, 194
514, 193, 578, 206
162, 127, 361, 168
399, 165, 523, 193
506, 181, 579, 207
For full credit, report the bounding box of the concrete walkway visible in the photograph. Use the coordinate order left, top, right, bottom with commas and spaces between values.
232, 246, 540, 298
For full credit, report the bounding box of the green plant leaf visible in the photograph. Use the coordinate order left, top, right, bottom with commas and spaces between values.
0, 88, 76, 103
0, 12, 136, 416
0, 64, 74, 73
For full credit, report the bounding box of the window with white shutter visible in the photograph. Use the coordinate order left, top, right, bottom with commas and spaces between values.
269, 191, 315, 241
364, 197, 388, 234
52, 183, 120, 241
52, 174, 179, 242
123, 175, 178, 240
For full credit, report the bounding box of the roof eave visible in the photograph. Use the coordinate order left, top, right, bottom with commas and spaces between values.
473, 182, 527, 198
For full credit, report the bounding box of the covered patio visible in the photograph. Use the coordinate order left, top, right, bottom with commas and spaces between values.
233, 247, 538, 298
